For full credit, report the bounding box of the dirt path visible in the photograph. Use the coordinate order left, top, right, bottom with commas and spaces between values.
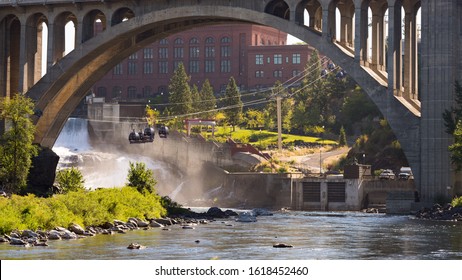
277, 146, 350, 173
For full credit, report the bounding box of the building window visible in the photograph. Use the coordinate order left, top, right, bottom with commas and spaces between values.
112, 86, 122, 99
190, 46, 200, 58
205, 37, 215, 44
221, 36, 231, 43
113, 63, 123, 75
143, 48, 153, 59
174, 47, 184, 58
267, 57, 271, 64
128, 62, 136, 75
255, 70, 264, 78
143, 86, 152, 98
221, 60, 231, 73
189, 60, 199, 73
273, 70, 282, 78
292, 70, 301, 77
292, 53, 301, 64
160, 39, 168, 45
221, 45, 231, 57
143, 61, 153, 74
286, 56, 289, 63
205, 60, 215, 73
128, 52, 138, 60
128, 86, 137, 99
97, 87, 107, 98
159, 47, 168, 59
205, 46, 215, 58
255, 54, 264, 65
173, 61, 182, 70
189, 37, 199, 45
274, 54, 282, 64
174, 38, 183, 45
159, 61, 168, 74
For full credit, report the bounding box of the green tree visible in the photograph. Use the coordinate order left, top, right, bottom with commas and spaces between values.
190, 84, 200, 113
168, 63, 192, 117
443, 81, 462, 134
245, 109, 264, 129
339, 126, 347, 146
127, 162, 157, 194
55, 167, 85, 193
223, 77, 243, 131
0, 93, 39, 193
199, 79, 216, 119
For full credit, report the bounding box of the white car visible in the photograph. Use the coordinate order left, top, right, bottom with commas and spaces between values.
379, 169, 395, 180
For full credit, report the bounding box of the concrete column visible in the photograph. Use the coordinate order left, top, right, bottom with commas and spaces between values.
420, 0, 459, 203
370, 13, 380, 69
354, 5, 362, 61
387, 0, 402, 96
410, 8, 418, 100
322, 7, 333, 42
18, 22, 27, 93
46, 22, 55, 70
403, 11, 413, 100
0, 19, 7, 99
354, 5, 368, 65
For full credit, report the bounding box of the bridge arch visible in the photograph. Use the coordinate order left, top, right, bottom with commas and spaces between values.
111, 7, 135, 26
26, 5, 418, 161
265, 0, 291, 20
82, 9, 107, 43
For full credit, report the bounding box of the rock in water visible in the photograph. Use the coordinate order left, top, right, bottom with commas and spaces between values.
273, 243, 293, 248
127, 243, 146, 250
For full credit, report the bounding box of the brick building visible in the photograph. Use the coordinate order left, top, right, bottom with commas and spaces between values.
91, 23, 316, 102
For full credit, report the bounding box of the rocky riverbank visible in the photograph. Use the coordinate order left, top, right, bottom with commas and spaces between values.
0, 207, 239, 248
415, 203, 462, 221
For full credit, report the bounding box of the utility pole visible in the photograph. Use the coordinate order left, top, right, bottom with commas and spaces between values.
276, 94, 282, 153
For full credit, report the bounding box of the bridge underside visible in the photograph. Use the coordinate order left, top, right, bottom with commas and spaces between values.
0, 0, 460, 203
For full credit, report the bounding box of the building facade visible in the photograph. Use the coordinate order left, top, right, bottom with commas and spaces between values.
92, 24, 315, 102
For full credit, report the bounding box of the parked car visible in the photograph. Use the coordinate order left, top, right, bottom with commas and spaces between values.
379, 169, 395, 180
398, 167, 413, 180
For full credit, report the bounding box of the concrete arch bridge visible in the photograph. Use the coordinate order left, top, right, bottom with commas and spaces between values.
0, 0, 461, 203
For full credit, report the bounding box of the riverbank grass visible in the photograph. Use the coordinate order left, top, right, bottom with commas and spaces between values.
0, 187, 166, 235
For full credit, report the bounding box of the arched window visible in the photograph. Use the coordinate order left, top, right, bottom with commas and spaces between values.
159, 38, 168, 45
205, 37, 215, 44
189, 37, 199, 44
221, 36, 231, 44
174, 38, 184, 45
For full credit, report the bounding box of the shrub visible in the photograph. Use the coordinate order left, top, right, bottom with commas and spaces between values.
0, 187, 166, 234
127, 162, 157, 194
55, 167, 85, 193
451, 196, 462, 208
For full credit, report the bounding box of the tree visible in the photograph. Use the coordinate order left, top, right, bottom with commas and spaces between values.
127, 161, 157, 194
168, 63, 192, 117
443, 81, 462, 134
223, 77, 243, 131
0, 93, 39, 193
245, 109, 264, 129
265, 81, 293, 132
339, 126, 347, 146
190, 84, 200, 113
55, 167, 85, 193
444, 81, 462, 170
199, 79, 216, 119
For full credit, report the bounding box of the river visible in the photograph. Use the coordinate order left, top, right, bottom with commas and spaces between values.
0, 209, 461, 259
1, 118, 461, 260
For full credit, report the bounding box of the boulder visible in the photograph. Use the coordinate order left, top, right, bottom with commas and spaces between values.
69, 223, 85, 235
47, 230, 62, 240
113, 220, 125, 226
21, 230, 38, 239
61, 231, 78, 240
10, 238, 28, 246
154, 218, 173, 226
273, 243, 293, 248
100, 222, 114, 229
149, 220, 164, 228
0, 236, 9, 243
206, 207, 228, 218
127, 243, 146, 250
25, 147, 60, 197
